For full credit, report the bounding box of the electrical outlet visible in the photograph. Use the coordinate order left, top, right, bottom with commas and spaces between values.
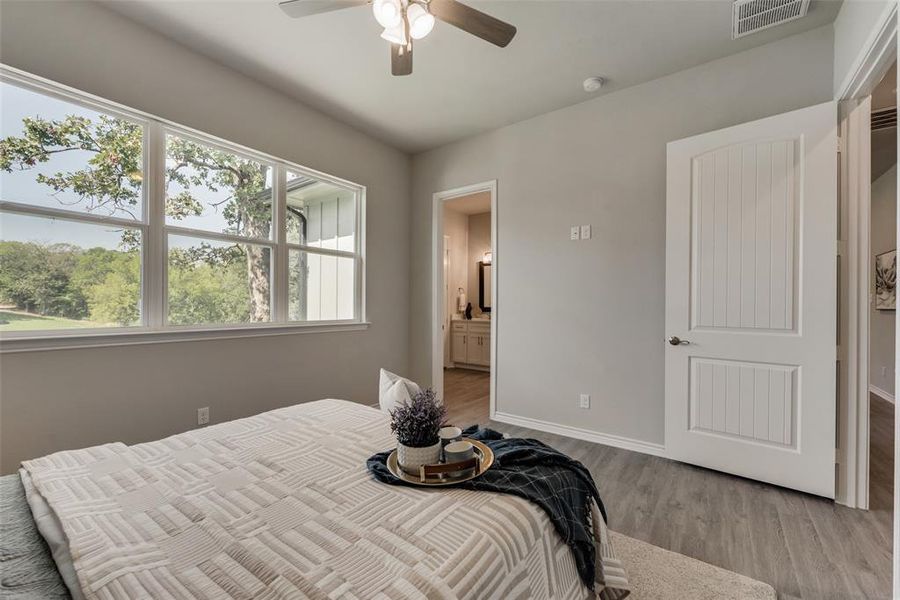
580, 225, 592, 240
570, 226, 580, 241
579, 394, 591, 409
882, 366, 888, 379
197, 407, 210, 426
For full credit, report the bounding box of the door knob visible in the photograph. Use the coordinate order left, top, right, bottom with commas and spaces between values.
667, 336, 690, 346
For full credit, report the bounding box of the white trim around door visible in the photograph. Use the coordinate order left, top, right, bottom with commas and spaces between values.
834, 1, 898, 102
834, 1, 897, 511
432, 181, 498, 417
837, 96, 872, 510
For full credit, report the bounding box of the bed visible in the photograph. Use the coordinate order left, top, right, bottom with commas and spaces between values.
0, 472, 71, 598
6, 399, 628, 599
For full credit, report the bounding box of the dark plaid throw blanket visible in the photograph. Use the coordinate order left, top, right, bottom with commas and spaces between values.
367, 426, 609, 592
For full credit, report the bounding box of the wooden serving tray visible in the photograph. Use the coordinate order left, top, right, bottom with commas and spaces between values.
386, 438, 494, 486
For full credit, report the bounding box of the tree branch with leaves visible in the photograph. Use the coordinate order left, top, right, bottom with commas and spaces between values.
1, 115, 273, 322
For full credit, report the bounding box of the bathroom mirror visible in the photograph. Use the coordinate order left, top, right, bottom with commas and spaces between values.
478, 261, 492, 312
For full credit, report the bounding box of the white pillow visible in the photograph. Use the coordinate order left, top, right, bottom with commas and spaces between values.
379, 369, 421, 414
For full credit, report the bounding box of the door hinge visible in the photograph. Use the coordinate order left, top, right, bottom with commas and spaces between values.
836, 240, 847, 256
837, 136, 845, 154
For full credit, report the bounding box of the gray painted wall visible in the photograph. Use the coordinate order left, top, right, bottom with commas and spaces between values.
871, 164, 897, 397
409, 26, 835, 446
0, 1, 410, 473
832, 0, 894, 96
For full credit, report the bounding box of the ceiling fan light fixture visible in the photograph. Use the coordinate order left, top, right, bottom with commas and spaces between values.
381, 24, 408, 45
407, 3, 435, 39
372, 0, 402, 28
279, 0, 517, 76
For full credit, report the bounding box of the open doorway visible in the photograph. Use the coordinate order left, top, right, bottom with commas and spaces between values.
432, 182, 496, 428
869, 61, 897, 512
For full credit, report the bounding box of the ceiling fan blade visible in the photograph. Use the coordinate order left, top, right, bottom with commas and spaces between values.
278, 0, 367, 19
391, 43, 413, 76
428, 0, 516, 48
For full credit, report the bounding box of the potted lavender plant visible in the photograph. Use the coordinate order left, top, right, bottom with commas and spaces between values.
390, 389, 446, 475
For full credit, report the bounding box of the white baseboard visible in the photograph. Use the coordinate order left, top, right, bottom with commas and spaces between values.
491, 411, 667, 458
449, 365, 489, 373
869, 385, 895, 404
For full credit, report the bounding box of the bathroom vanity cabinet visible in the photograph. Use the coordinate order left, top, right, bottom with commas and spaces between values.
450, 320, 491, 369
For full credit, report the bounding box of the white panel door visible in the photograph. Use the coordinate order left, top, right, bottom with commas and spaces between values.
665, 101, 837, 498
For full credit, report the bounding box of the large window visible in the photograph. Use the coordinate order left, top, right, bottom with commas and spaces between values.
0, 71, 364, 341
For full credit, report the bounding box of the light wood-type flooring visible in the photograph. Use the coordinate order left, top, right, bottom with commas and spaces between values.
443, 368, 893, 600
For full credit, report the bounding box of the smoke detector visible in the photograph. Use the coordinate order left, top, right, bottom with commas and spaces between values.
732, 0, 810, 39
583, 77, 605, 93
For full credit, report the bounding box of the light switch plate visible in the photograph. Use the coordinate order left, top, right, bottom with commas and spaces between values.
570, 226, 580, 241
580, 225, 592, 240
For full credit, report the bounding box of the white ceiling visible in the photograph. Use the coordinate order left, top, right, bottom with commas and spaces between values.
103, 0, 842, 153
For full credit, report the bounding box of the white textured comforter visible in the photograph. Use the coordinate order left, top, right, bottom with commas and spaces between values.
21, 399, 625, 599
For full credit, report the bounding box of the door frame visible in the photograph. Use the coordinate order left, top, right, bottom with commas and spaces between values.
432, 180, 498, 416
834, 1, 897, 510
443, 235, 452, 368
837, 96, 873, 510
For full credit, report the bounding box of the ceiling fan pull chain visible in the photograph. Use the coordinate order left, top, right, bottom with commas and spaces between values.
404, 12, 411, 50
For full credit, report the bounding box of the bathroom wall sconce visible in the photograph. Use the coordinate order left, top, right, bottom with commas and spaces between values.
482, 251, 492, 265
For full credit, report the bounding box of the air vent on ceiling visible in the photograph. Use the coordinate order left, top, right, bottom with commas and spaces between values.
872, 107, 898, 131
732, 0, 810, 39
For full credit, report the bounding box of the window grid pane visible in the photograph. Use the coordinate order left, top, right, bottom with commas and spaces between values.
285, 170, 356, 251
0, 212, 143, 331
0, 81, 145, 221
167, 234, 272, 326
165, 133, 274, 241
289, 249, 355, 322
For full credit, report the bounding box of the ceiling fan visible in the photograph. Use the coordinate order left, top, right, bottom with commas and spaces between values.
278, 0, 517, 76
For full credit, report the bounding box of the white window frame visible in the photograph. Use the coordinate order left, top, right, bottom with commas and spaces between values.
0, 66, 367, 353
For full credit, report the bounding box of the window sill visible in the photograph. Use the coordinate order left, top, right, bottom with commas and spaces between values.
0, 321, 370, 353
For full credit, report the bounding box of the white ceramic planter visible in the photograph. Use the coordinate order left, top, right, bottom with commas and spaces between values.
397, 441, 442, 475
